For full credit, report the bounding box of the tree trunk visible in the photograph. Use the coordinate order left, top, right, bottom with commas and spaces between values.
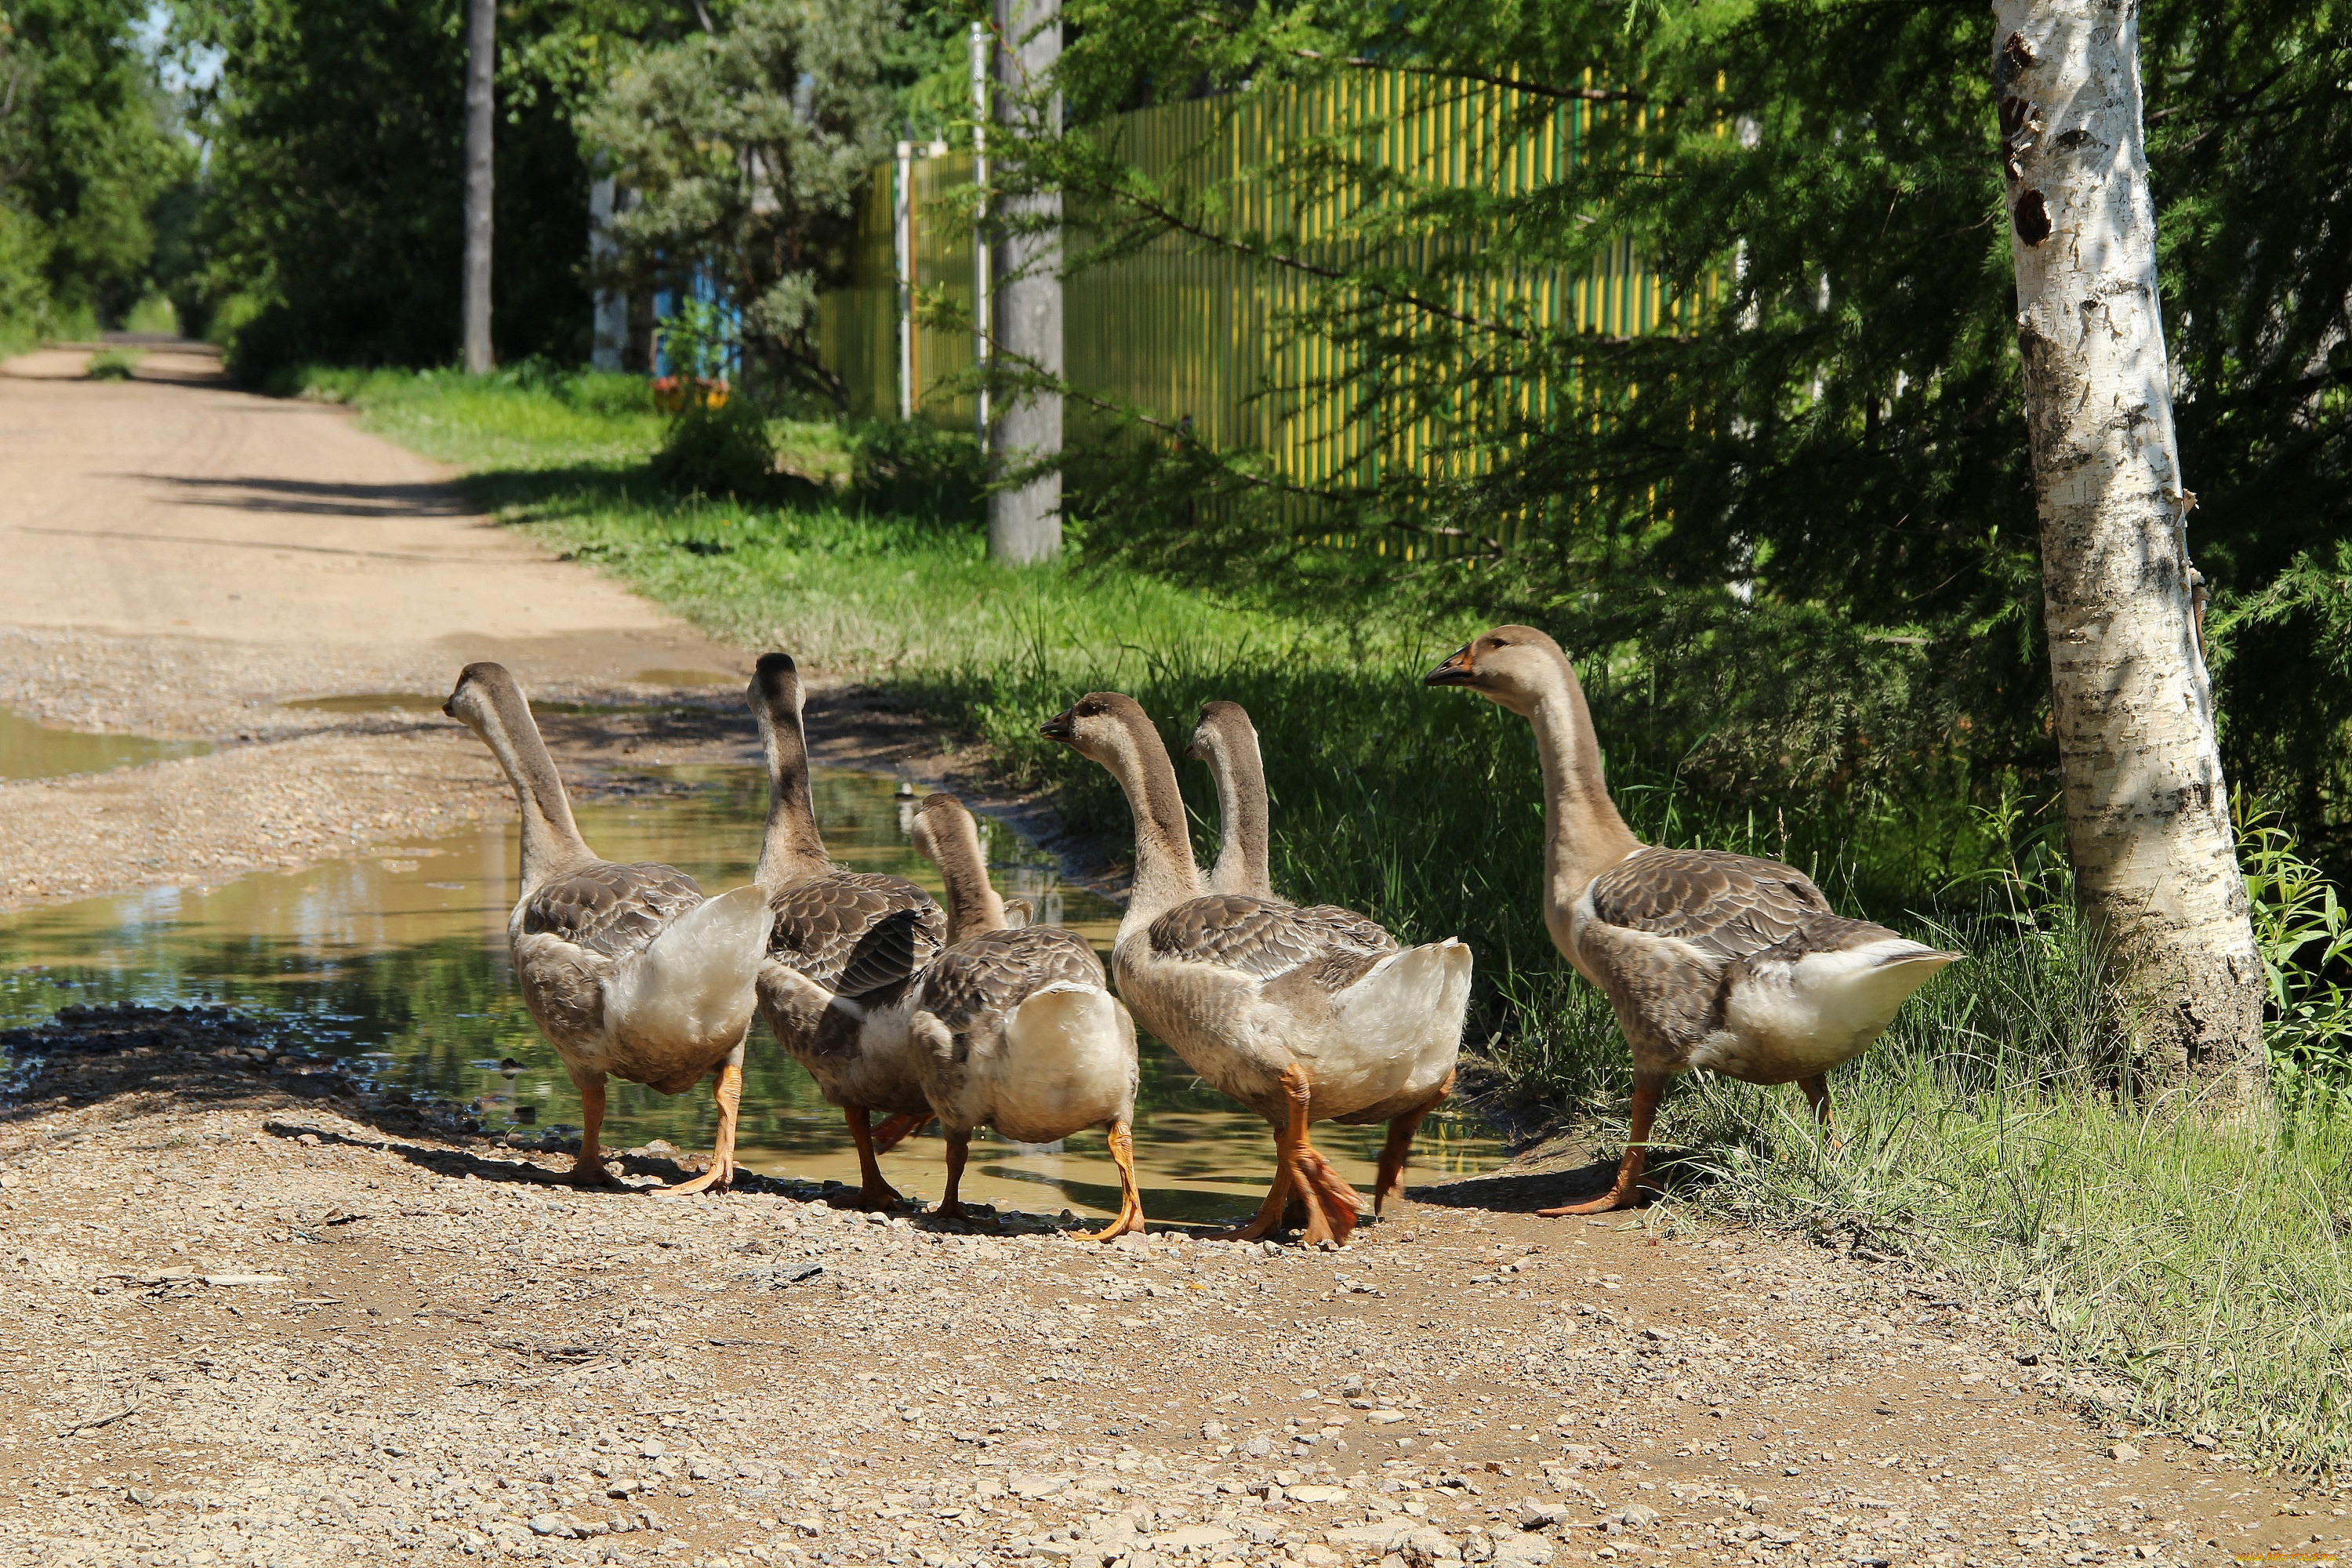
986, 0, 1062, 565
1991, 1, 2265, 1094
461, 0, 495, 375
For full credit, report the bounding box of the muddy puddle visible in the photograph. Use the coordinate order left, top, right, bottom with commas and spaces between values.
0, 707, 210, 780
0, 766, 1504, 1221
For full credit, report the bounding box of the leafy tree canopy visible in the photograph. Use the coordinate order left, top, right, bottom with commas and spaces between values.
996, 0, 2352, 874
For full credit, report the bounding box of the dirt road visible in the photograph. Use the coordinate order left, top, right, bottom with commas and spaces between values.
0, 342, 776, 909
0, 344, 2327, 1566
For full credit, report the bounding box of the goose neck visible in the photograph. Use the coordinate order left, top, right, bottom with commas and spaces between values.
1203, 736, 1274, 901
1526, 675, 1641, 906
927, 818, 1007, 944
472, 686, 592, 892
1105, 723, 1200, 946
756, 705, 831, 889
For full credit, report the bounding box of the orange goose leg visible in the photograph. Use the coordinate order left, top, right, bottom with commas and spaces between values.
1079, 1118, 1146, 1243
568, 1074, 627, 1189
1373, 1067, 1457, 1215
1539, 1073, 1663, 1217
869, 1112, 934, 1154
844, 1106, 905, 1210
654, 1057, 742, 1196
1281, 1065, 1363, 1247
1798, 1073, 1842, 1152
936, 1130, 974, 1219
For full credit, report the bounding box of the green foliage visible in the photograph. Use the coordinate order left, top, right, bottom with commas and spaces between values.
655, 297, 735, 385
0, 0, 180, 332
82, 343, 136, 377
2241, 791, 2352, 1076
845, 417, 983, 520
650, 398, 778, 498
1007, 0, 2352, 880
579, 0, 913, 408
172, 0, 702, 379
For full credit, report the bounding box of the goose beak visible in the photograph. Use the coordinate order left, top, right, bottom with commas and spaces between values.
1038, 708, 1077, 744
1423, 644, 1477, 687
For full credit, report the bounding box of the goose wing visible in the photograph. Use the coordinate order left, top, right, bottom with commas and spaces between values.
767, 870, 947, 1000
521, 861, 705, 957
1147, 894, 1394, 993
1579, 848, 1900, 1050
1586, 848, 1893, 961
920, 927, 1104, 1037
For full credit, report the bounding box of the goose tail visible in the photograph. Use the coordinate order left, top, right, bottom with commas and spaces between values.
603, 884, 775, 1051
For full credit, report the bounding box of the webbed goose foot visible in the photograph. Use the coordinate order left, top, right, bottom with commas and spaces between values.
930, 1131, 1002, 1230
1077, 1118, 1145, 1243
568, 1076, 630, 1190
1218, 1065, 1360, 1246
654, 1058, 742, 1196
1537, 1073, 1662, 1218
843, 1105, 906, 1210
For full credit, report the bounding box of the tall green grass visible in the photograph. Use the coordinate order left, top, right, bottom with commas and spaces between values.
316, 365, 2352, 1476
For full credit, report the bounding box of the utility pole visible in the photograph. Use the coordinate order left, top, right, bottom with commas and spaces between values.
1991, 0, 2264, 1094
461, 0, 495, 374
969, 23, 990, 446
985, 0, 1062, 564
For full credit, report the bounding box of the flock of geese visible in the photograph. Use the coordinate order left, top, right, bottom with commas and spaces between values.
441, 625, 1957, 1246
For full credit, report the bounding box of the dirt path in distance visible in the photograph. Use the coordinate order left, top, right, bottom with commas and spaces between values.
0, 342, 975, 910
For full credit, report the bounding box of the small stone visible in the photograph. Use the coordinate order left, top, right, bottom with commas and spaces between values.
1616, 1504, 1659, 1530
2110, 1441, 2142, 1461
1367, 1410, 1409, 1425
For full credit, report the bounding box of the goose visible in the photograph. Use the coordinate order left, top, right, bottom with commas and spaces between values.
904, 793, 1143, 1240
1187, 698, 1457, 1203
746, 653, 948, 1210
442, 662, 774, 1192
1041, 693, 1470, 1246
1423, 625, 1959, 1213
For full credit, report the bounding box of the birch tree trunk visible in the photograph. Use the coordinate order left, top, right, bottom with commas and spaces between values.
1991, 0, 2264, 1094
986, 0, 1062, 564
460, 0, 495, 375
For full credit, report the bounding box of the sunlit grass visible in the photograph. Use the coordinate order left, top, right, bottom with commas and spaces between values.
318, 364, 2352, 1477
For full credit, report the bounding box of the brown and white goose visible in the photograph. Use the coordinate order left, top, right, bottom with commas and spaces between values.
1187, 698, 1457, 1196
444, 662, 774, 1192
746, 654, 948, 1210
1424, 626, 1958, 1213
905, 793, 1143, 1240
1042, 693, 1470, 1246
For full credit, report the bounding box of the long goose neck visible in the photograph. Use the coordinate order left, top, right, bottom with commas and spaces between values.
1105, 715, 1201, 945
1203, 728, 1276, 902
922, 811, 1006, 943
474, 681, 592, 893
755, 700, 831, 889
1525, 658, 1642, 909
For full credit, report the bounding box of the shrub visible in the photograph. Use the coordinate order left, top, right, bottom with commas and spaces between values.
84, 347, 141, 380
847, 419, 983, 521
651, 399, 776, 498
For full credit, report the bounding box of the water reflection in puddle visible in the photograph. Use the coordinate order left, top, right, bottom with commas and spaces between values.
0, 767, 1504, 1221
0, 708, 210, 780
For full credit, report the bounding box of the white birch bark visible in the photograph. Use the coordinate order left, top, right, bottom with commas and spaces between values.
1991, 0, 2263, 1091
986, 0, 1063, 564
460, 0, 495, 375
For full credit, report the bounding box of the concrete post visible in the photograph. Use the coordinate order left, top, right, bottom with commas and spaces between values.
986, 0, 1062, 564
589, 178, 626, 373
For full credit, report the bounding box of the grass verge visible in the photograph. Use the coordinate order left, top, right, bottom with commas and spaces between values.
315, 364, 2352, 1478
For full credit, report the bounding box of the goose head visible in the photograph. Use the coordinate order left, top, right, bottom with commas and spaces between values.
442, 659, 525, 734
749, 651, 829, 887
1185, 699, 1252, 764
911, 792, 1006, 941
1038, 691, 1157, 765
1423, 625, 1564, 716
750, 651, 805, 744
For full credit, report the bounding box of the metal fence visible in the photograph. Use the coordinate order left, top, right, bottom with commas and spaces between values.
817, 70, 1697, 534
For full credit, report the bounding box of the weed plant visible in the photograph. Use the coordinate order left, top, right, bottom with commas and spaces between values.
84, 346, 142, 380
317, 366, 2352, 1475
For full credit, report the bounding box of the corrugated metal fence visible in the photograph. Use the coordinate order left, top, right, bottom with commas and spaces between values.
817, 70, 1697, 539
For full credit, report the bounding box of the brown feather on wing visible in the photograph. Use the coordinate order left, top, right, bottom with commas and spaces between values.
1585, 848, 1864, 964
920, 927, 1105, 1048
1147, 893, 1396, 992
767, 870, 946, 999
521, 862, 704, 957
